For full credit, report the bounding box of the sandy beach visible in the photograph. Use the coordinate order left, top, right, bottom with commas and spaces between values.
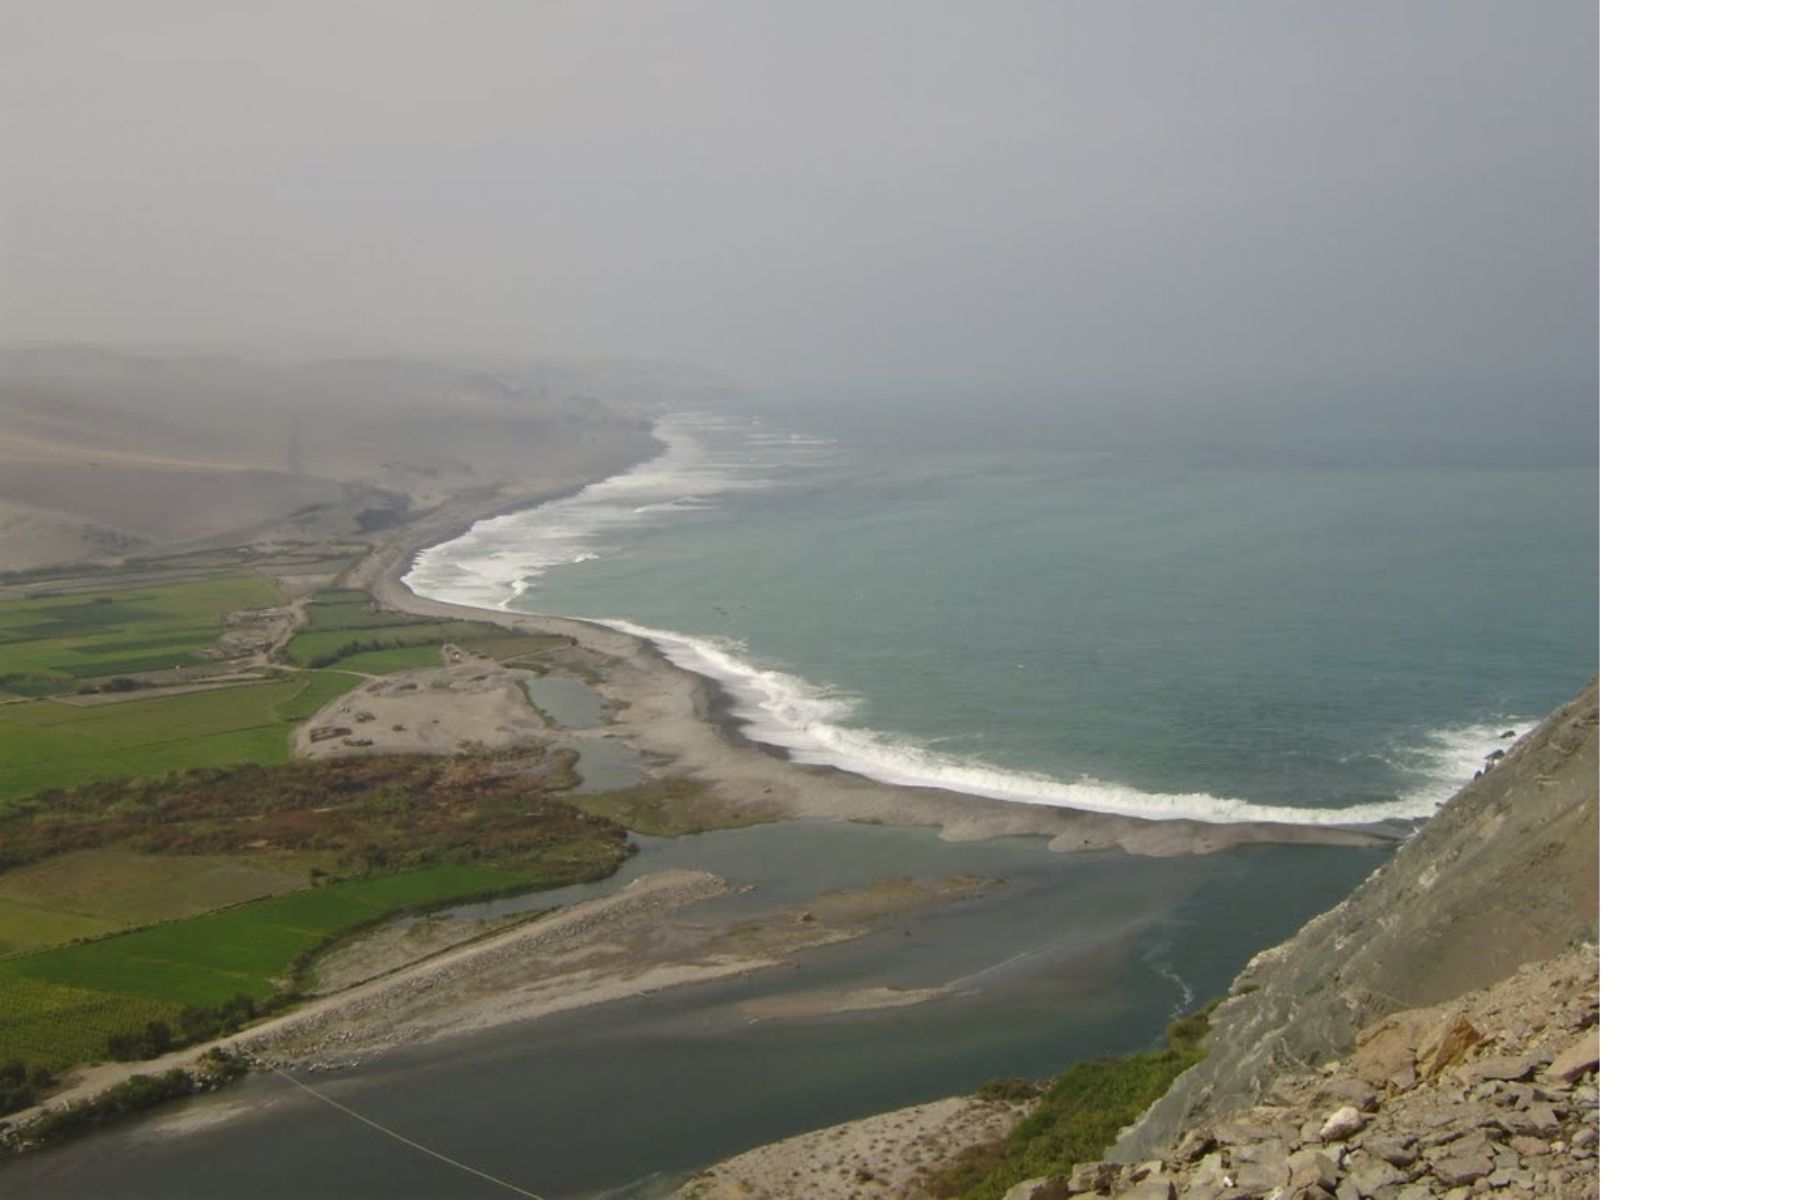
352, 439, 1396, 859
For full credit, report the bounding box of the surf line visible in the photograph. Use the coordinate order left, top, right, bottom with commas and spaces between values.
272, 1066, 545, 1199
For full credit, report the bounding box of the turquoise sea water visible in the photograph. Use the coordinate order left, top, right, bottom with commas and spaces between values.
409, 405, 1596, 823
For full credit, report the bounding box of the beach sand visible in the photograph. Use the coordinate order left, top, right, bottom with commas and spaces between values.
352, 446, 1395, 859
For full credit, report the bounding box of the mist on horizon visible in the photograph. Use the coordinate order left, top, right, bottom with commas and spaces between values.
1, 1, 1595, 465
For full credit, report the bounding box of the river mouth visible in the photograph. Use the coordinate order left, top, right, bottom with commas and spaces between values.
4, 822, 1387, 1198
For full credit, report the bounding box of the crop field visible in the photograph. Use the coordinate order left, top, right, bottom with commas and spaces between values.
0, 864, 531, 1068
0, 576, 284, 697
0, 849, 312, 955
287, 589, 566, 672
323, 644, 447, 673
461, 634, 566, 661
0, 671, 361, 805
0, 978, 179, 1069
0, 900, 117, 958
298, 591, 433, 632
285, 620, 502, 669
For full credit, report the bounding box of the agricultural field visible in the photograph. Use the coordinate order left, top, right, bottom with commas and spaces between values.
287, 588, 566, 672
0, 670, 361, 805
0, 864, 532, 1069
0, 849, 313, 955
0, 575, 284, 697
0, 574, 620, 1082
0, 752, 632, 1070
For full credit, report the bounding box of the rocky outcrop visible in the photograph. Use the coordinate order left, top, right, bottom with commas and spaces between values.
1113, 681, 1598, 1162
1019, 944, 1599, 1198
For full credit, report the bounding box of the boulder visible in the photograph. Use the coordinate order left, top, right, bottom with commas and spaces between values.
1180, 1152, 1234, 1196
1343, 1156, 1408, 1194
1432, 1153, 1494, 1187
1318, 1075, 1380, 1112
1317, 1105, 1367, 1143
1417, 1013, 1484, 1079
1002, 1180, 1067, 1200
1066, 1161, 1119, 1193
1463, 1053, 1537, 1083
1285, 1147, 1340, 1191
1226, 1142, 1289, 1193
1113, 1182, 1174, 1200
1126, 1159, 1169, 1185
1359, 1133, 1418, 1166
1172, 1128, 1218, 1162
1352, 1013, 1430, 1084
1500, 1103, 1562, 1139
1546, 1026, 1600, 1082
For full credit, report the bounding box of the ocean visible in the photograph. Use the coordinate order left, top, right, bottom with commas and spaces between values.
408, 403, 1598, 825
6, 403, 1597, 1197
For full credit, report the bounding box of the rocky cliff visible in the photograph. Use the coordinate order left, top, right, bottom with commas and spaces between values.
1111, 680, 1598, 1163
1007, 943, 1599, 1199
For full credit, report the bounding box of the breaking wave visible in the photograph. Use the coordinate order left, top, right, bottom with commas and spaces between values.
407, 410, 1535, 828
595, 616, 1528, 827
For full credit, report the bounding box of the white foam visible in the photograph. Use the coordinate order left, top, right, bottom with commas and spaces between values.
595, 617, 1532, 827
403, 413, 782, 610
406, 410, 1533, 828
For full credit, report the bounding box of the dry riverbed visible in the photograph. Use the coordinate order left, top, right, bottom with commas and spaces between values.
244, 869, 1001, 1068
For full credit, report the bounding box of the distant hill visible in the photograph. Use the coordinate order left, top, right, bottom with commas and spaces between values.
0, 347, 717, 570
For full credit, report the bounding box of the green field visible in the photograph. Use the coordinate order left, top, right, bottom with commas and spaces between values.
0, 864, 531, 1068
285, 620, 503, 669
286, 589, 566, 673
0, 576, 283, 697
296, 592, 433, 632
0, 900, 117, 958
319, 643, 448, 673
462, 634, 566, 661
0, 671, 360, 805
0, 850, 313, 955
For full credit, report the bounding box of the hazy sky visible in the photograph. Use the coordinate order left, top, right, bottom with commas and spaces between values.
2, 1, 1594, 419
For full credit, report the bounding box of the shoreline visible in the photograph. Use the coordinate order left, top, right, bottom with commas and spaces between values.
357, 433, 1396, 858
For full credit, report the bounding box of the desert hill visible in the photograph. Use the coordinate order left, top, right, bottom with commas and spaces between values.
0, 346, 711, 570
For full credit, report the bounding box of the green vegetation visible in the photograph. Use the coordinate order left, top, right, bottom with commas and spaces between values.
0, 900, 119, 958
460, 634, 567, 662
0, 576, 282, 697
0, 671, 361, 805
285, 589, 567, 672
0, 753, 617, 883
571, 776, 772, 837
0, 849, 311, 954
1, 1057, 57, 1118
0, 864, 529, 1069
322, 643, 448, 673
0, 577, 611, 1112
926, 1006, 1217, 1200
1, 1050, 247, 1153
293, 591, 429, 632
286, 620, 502, 668
0, 753, 631, 1070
